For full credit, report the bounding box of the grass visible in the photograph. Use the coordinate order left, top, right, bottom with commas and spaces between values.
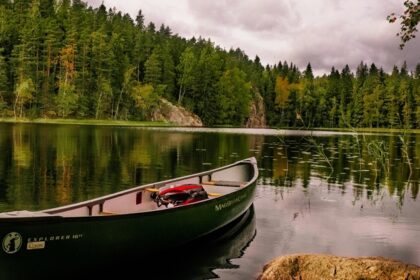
312, 127, 420, 134
273, 125, 420, 134
0, 118, 173, 127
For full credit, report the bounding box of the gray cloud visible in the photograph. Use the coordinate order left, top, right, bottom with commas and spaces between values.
187, 0, 300, 33
88, 0, 420, 75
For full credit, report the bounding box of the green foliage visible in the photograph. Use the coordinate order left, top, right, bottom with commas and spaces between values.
0, 52, 6, 114
14, 78, 35, 118
130, 83, 160, 119
56, 82, 78, 117
95, 77, 112, 119
0, 1, 418, 128
217, 68, 251, 125
388, 0, 420, 49
0, 49, 7, 96
176, 47, 196, 105
144, 49, 162, 86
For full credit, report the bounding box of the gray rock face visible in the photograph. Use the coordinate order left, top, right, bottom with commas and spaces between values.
151, 98, 203, 126
258, 254, 420, 280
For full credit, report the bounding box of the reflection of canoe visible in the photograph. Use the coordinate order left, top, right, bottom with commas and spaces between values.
189, 204, 257, 278
0, 158, 258, 270
139, 205, 258, 280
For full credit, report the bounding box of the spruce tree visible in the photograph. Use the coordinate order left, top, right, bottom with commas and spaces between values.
177, 47, 196, 105
0, 50, 8, 112
352, 62, 368, 126
135, 10, 144, 30
386, 66, 401, 127
339, 65, 353, 127
144, 49, 162, 86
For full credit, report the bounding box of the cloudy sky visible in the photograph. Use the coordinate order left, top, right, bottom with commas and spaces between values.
87, 0, 419, 75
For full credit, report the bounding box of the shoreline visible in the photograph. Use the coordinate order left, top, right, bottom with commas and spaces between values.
0, 118, 172, 127
1, 118, 420, 134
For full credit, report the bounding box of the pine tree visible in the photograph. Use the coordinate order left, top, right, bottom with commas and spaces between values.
56, 43, 78, 117
300, 63, 316, 127
386, 66, 401, 127
326, 67, 340, 127
144, 49, 162, 86
160, 44, 176, 101
177, 47, 196, 105
303, 63, 314, 80
261, 69, 276, 125
0, 49, 8, 112
41, 17, 63, 115
190, 44, 222, 124
217, 67, 251, 125
352, 62, 368, 126
135, 9, 144, 30
339, 65, 353, 127
147, 22, 156, 33
90, 29, 114, 119
362, 63, 381, 127
14, 78, 35, 117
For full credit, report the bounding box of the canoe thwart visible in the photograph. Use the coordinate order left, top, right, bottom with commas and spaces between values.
201, 181, 245, 187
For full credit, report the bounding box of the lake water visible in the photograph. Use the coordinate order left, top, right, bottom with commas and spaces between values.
0, 123, 419, 279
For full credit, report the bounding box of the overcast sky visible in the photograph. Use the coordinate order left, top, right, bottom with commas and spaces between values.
87, 0, 419, 75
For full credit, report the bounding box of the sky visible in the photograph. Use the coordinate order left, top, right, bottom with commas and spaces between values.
86, 0, 420, 75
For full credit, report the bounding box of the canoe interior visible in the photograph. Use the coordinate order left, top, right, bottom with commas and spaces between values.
1, 158, 257, 218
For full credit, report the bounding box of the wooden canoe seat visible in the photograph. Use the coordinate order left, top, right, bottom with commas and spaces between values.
146, 188, 159, 192
201, 181, 244, 187
207, 192, 222, 197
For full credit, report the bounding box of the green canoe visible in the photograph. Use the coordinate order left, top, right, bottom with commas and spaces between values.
0, 157, 258, 269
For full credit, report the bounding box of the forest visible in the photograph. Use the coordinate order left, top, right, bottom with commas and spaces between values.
0, 0, 419, 128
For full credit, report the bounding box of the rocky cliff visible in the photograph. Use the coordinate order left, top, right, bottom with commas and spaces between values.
151, 98, 203, 127
246, 91, 266, 128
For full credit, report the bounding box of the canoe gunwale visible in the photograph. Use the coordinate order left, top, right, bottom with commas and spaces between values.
22, 157, 258, 218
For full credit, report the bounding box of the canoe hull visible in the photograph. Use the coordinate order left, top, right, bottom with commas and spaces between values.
0, 175, 256, 264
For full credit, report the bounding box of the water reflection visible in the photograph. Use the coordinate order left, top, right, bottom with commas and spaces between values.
258, 134, 419, 200
0, 125, 418, 212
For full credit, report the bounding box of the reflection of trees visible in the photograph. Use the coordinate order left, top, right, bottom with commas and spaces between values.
54, 126, 80, 205
0, 125, 418, 211
12, 125, 32, 168
1, 125, 262, 210
0, 125, 35, 211
261, 134, 419, 204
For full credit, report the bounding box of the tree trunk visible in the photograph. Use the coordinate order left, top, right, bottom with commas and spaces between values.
178, 85, 185, 105
114, 88, 124, 120
95, 91, 103, 119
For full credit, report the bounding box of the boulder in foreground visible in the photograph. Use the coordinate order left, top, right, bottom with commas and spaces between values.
258, 254, 420, 280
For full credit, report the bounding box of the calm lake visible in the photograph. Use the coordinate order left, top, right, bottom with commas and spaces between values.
0, 123, 419, 279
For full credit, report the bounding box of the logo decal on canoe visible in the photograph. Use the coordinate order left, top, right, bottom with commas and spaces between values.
215, 193, 247, 212
27, 241, 46, 250
2, 232, 22, 254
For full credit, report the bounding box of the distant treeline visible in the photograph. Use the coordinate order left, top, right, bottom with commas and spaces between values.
0, 0, 419, 128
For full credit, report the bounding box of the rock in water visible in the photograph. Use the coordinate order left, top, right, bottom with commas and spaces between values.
258, 254, 420, 280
